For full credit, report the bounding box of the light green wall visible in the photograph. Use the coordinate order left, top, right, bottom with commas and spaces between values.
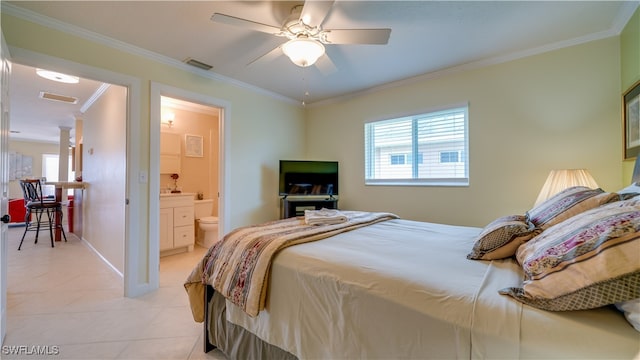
621, 6, 640, 182
307, 37, 622, 227
621, 7, 640, 92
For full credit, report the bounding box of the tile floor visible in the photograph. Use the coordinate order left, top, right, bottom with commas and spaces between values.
3, 225, 227, 359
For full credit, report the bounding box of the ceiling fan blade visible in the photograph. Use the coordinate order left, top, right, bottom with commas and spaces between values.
247, 44, 283, 66
323, 28, 391, 45
315, 53, 338, 76
315, 53, 337, 76
211, 13, 281, 35
300, 0, 335, 28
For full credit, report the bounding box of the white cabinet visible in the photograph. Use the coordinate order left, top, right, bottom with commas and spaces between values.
159, 207, 173, 251
160, 155, 181, 175
160, 194, 194, 254
160, 132, 181, 174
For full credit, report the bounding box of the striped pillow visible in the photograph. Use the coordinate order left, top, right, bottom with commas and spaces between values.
467, 215, 539, 260
526, 186, 618, 230
500, 201, 640, 311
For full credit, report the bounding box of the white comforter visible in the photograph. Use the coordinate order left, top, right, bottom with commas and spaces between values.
226, 219, 639, 359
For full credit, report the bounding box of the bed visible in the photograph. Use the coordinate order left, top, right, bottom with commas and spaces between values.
185, 189, 640, 359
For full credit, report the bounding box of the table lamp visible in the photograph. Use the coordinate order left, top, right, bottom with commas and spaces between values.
534, 169, 598, 206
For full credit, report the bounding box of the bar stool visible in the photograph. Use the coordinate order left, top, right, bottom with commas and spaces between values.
17, 179, 67, 250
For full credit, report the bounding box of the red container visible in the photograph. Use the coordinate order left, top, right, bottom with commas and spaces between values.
8, 198, 26, 223
67, 195, 74, 232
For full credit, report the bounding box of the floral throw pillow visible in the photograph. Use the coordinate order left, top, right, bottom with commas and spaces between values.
500, 201, 640, 311
526, 186, 618, 230
467, 215, 539, 260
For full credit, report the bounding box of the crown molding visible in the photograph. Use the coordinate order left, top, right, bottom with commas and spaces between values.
80, 83, 111, 114
311, 5, 631, 108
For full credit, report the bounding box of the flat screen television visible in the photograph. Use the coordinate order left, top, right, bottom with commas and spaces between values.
279, 160, 338, 197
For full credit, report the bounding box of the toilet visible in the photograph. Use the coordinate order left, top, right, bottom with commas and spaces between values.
194, 199, 218, 248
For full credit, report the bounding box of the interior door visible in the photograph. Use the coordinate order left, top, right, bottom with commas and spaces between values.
0, 30, 11, 346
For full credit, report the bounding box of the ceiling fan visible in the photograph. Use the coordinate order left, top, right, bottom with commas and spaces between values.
210, 0, 391, 69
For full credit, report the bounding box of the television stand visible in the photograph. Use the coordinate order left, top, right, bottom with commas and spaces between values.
281, 197, 339, 219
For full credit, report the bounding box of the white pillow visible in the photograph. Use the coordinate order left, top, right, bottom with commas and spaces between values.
617, 182, 640, 194
616, 298, 640, 332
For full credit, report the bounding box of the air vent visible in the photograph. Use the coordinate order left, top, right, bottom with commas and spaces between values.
184, 58, 213, 70
39, 91, 78, 104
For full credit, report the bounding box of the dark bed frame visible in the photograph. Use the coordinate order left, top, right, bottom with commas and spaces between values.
204, 284, 216, 352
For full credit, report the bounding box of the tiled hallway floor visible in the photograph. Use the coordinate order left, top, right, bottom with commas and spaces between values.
3, 225, 226, 359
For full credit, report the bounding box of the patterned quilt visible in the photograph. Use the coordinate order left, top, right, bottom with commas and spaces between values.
184, 211, 398, 320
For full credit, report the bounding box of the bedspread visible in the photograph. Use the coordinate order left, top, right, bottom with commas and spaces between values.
185, 211, 398, 319
225, 219, 640, 359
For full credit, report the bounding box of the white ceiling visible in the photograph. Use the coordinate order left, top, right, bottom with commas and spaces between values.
9, 62, 105, 144
4, 1, 638, 144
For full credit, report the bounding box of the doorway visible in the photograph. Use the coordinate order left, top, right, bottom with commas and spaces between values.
4, 49, 144, 298
7, 62, 127, 271
149, 83, 230, 288
159, 96, 220, 254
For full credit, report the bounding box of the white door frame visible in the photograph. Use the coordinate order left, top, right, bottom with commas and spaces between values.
149, 82, 230, 287
7, 47, 147, 297
0, 30, 12, 347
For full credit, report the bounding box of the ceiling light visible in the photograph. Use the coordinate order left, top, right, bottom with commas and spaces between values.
36, 68, 79, 84
162, 111, 175, 128
281, 37, 325, 67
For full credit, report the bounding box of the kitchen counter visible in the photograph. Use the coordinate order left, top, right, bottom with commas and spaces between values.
45, 181, 87, 241
45, 181, 87, 190
160, 192, 195, 198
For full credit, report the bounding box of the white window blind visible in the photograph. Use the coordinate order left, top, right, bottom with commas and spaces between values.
365, 106, 469, 186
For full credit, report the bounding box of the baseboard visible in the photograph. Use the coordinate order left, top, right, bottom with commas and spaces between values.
80, 236, 124, 278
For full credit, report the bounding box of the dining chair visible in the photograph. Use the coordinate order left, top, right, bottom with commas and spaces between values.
17, 179, 67, 250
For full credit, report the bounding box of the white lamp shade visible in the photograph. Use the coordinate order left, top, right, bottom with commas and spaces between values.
534, 169, 599, 206
282, 38, 325, 67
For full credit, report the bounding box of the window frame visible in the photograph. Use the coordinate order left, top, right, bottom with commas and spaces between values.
364, 105, 469, 187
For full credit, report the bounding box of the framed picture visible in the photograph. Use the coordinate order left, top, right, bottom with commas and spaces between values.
185, 134, 203, 157
624, 80, 640, 159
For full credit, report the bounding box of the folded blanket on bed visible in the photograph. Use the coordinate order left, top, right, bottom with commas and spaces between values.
304, 208, 348, 225
184, 211, 399, 320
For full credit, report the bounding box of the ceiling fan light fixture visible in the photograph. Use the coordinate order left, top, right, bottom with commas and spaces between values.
36, 68, 79, 84
282, 38, 325, 67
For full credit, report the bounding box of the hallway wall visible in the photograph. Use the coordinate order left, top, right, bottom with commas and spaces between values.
82, 84, 127, 274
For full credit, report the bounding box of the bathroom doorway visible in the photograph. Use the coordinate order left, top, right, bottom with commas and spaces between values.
159, 96, 220, 249
149, 83, 229, 287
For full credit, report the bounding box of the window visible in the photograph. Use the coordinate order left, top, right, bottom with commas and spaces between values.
364, 106, 469, 186
440, 151, 460, 163
42, 154, 75, 197
390, 154, 406, 165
